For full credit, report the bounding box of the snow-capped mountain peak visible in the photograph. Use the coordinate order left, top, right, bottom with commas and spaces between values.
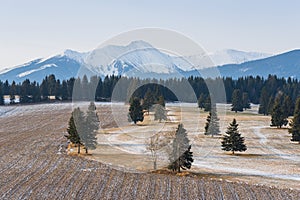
208, 49, 273, 66
0, 40, 277, 83
62, 49, 89, 63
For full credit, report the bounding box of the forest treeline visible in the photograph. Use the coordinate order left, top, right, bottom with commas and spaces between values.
0, 74, 299, 114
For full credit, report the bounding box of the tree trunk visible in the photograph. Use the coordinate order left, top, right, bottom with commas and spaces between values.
78, 143, 80, 154
232, 150, 234, 155
85, 147, 88, 154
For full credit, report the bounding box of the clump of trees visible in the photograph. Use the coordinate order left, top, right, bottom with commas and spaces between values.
128, 97, 144, 124
65, 102, 99, 154
198, 94, 212, 112
221, 119, 247, 154
168, 124, 193, 172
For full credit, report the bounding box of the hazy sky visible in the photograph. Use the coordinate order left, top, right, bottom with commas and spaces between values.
0, 0, 300, 69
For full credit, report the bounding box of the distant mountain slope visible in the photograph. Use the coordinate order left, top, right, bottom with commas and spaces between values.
215, 49, 300, 79
0, 53, 93, 83
1, 40, 298, 83
208, 49, 272, 66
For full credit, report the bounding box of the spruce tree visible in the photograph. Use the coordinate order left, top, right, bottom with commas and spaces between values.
65, 112, 82, 154
204, 96, 211, 112
258, 86, 269, 115
82, 102, 99, 154
267, 96, 274, 115
72, 107, 85, 154
271, 96, 288, 128
154, 104, 167, 122
0, 86, 3, 105
231, 89, 243, 112
143, 88, 155, 114
289, 98, 300, 143
129, 97, 144, 124
168, 124, 193, 172
156, 95, 165, 107
221, 119, 247, 154
204, 105, 220, 137
242, 92, 251, 110
282, 95, 294, 117
197, 93, 205, 109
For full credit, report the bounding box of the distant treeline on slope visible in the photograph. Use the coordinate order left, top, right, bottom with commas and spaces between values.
0, 74, 299, 111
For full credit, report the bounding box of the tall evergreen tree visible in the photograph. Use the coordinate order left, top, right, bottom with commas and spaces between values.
143, 88, 155, 114
197, 93, 206, 109
204, 95, 211, 112
271, 96, 288, 128
0, 83, 3, 105
82, 102, 99, 154
10, 81, 17, 103
204, 105, 220, 137
129, 97, 144, 124
65, 113, 82, 154
168, 124, 193, 172
242, 92, 251, 110
72, 107, 85, 154
154, 104, 167, 122
267, 96, 274, 115
289, 98, 300, 143
156, 95, 165, 107
231, 89, 243, 112
258, 86, 270, 115
282, 95, 294, 117
221, 119, 247, 154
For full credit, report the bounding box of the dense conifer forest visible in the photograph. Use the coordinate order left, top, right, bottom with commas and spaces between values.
0, 74, 299, 116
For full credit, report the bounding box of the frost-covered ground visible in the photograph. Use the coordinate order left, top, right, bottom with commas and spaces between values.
93, 103, 300, 190
0, 102, 299, 199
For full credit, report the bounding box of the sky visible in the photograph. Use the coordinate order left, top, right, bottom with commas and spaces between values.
0, 0, 300, 69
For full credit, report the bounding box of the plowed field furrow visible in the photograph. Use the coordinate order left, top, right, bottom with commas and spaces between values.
0, 103, 299, 199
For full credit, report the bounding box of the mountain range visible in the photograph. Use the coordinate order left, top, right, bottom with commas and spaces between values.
0, 40, 298, 83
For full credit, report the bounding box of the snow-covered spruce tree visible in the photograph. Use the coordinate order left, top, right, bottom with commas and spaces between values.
204, 105, 220, 137
154, 104, 167, 122
128, 97, 144, 124
221, 119, 247, 155
168, 124, 193, 172
65, 108, 83, 154
289, 97, 300, 143
82, 102, 99, 154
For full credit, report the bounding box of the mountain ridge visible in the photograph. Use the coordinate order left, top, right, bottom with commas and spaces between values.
0, 41, 298, 83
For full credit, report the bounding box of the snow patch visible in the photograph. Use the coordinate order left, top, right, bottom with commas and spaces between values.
17, 64, 57, 78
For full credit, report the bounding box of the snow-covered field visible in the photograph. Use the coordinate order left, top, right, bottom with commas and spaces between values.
0, 102, 299, 199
